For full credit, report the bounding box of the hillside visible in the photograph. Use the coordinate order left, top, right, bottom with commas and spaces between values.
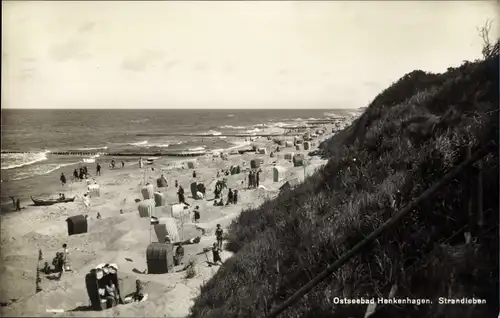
189, 52, 499, 318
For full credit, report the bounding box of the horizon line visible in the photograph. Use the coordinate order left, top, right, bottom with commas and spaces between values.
1, 107, 361, 111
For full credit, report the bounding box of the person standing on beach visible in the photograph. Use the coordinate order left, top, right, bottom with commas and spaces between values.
248, 171, 253, 188
79, 168, 84, 181
121, 161, 125, 168
58, 244, 69, 279
215, 224, 223, 249
233, 189, 238, 204
73, 169, 79, 181
177, 185, 190, 206
60, 173, 67, 186
226, 189, 233, 205
96, 163, 101, 176
193, 206, 200, 223
212, 242, 223, 265
256, 170, 260, 187
111, 159, 116, 169
192, 170, 197, 178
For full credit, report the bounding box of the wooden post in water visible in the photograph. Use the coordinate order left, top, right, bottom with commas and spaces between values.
476, 160, 484, 231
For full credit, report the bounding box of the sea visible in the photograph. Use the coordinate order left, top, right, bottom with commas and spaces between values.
0, 109, 355, 210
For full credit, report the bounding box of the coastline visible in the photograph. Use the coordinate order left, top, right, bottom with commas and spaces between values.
0, 120, 349, 317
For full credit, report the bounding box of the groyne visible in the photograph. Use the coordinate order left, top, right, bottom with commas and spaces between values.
0, 151, 208, 157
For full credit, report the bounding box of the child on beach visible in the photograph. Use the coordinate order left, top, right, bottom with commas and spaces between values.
193, 206, 200, 223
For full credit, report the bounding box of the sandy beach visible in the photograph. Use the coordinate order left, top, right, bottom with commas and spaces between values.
0, 124, 344, 317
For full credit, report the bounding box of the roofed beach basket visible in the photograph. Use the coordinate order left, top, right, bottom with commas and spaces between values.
141, 183, 155, 200
138, 199, 155, 218
154, 192, 166, 207
146, 243, 174, 274
66, 215, 88, 236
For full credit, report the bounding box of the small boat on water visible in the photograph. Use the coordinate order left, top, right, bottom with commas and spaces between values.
31, 196, 76, 206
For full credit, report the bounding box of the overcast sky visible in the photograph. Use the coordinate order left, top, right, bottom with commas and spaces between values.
2, 1, 498, 109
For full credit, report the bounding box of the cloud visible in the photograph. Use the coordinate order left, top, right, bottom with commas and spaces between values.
49, 39, 90, 61
163, 60, 180, 71
78, 22, 96, 34
194, 63, 207, 72
121, 50, 166, 72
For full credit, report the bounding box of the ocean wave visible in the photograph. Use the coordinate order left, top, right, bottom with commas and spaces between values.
1, 150, 50, 170
188, 146, 206, 152
201, 130, 222, 136
245, 128, 262, 134
130, 119, 150, 123
8, 162, 78, 181
128, 140, 148, 146
219, 125, 246, 129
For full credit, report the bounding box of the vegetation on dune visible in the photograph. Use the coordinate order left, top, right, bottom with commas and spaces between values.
190, 38, 499, 317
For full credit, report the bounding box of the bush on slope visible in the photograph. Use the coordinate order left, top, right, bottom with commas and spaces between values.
190, 55, 499, 318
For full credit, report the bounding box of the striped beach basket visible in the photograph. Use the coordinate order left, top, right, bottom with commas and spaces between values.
138, 199, 155, 218
141, 184, 155, 200
154, 217, 180, 243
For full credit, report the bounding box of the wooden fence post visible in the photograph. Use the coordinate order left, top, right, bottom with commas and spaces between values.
465, 145, 474, 241
476, 160, 483, 230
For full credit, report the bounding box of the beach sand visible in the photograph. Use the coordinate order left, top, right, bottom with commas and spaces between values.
0, 127, 339, 317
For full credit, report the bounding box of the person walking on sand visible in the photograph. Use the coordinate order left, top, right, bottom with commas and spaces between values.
73, 169, 79, 181
83, 193, 91, 213
96, 163, 101, 176
111, 159, 115, 169
215, 224, 223, 249
212, 242, 223, 265
60, 173, 67, 186
175, 180, 178, 188
121, 160, 125, 168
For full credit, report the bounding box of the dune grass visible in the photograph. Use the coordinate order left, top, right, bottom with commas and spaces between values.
190, 52, 499, 318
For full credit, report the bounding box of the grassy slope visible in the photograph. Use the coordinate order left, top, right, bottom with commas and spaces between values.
190, 54, 499, 318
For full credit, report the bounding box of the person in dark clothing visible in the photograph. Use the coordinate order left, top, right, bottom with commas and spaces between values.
227, 189, 233, 205
60, 173, 66, 186
175, 243, 184, 266
175, 180, 178, 188
177, 186, 190, 206
73, 169, 79, 181
215, 224, 223, 249
193, 206, 200, 223
96, 163, 101, 176
212, 242, 223, 265
79, 168, 84, 180
16, 198, 21, 211
256, 171, 260, 187
133, 279, 144, 302
192, 170, 197, 178
248, 171, 253, 188
83, 166, 88, 175
217, 170, 220, 178
111, 159, 115, 169
233, 189, 238, 204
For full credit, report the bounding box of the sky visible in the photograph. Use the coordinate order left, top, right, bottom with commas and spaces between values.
1, 1, 498, 109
